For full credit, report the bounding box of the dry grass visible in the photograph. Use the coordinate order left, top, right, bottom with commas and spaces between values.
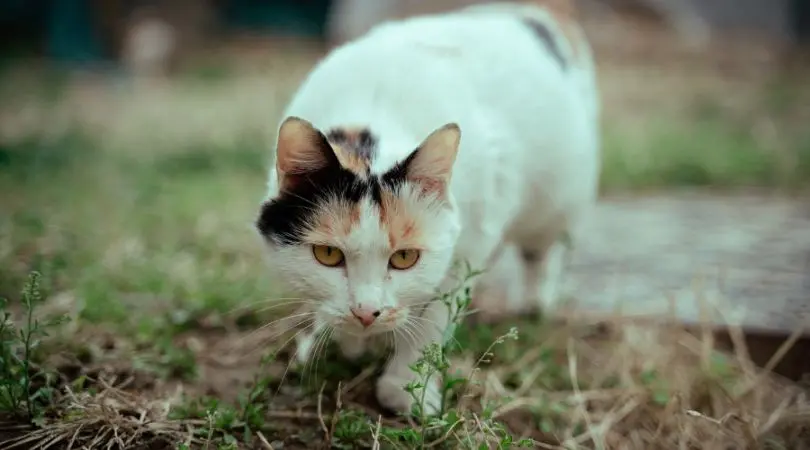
2, 309, 808, 449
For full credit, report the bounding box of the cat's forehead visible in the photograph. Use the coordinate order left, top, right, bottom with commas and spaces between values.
304, 187, 426, 252
324, 126, 378, 177
323, 125, 418, 178
257, 122, 450, 248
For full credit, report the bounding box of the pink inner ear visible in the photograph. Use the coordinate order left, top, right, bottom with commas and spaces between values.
275, 117, 336, 177
278, 172, 303, 193
412, 177, 446, 197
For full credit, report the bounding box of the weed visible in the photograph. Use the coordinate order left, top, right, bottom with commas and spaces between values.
132, 336, 199, 381
0, 271, 66, 421
169, 395, 246, 445
392, 263, 530, 449
167, 352, 278, 445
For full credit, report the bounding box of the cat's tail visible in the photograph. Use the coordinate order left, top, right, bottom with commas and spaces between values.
458, 1, 599, 121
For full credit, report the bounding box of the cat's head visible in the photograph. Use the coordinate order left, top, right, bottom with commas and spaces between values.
256, 117, 462, 338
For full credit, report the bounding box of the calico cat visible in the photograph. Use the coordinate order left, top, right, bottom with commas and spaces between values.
256, 1, 600, 415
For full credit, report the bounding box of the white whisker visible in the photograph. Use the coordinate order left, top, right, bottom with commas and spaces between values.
226, 298, 318, 315
396, 321, 421, 354
304, 326, 331, 388
273, 321, 322, 396
310, 326, 334, 387
409, 315, 462, 349
241, 310, 318, 343
239, 316, 316, 354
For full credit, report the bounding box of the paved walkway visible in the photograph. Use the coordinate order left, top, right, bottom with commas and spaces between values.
565, 193, 810, 335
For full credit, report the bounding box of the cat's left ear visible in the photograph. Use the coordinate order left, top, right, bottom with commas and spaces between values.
404, 123, 461, 194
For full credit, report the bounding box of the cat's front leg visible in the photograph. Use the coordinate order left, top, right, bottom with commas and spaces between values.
376, 298, 451, 416
294, 330, 316, 366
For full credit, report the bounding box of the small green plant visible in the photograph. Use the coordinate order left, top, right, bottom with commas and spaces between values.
331, 409, 376, 448
169, 395, 244, 445
133, 335, 199, 381
0, 271, 66, 421
640, 368, 671, 407
399, 263, 530, 449
168, 352, 277, 445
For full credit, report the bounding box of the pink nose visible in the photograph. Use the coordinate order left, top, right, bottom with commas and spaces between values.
350, 306, 381, 327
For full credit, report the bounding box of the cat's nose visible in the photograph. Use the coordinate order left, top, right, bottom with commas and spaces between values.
350, 306, 381, 328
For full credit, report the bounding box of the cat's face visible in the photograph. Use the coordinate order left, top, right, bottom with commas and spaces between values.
257, 117, 462, 338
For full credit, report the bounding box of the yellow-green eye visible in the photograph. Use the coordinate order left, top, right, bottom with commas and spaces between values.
389, 249, 420, 270
312, 245, 345, 267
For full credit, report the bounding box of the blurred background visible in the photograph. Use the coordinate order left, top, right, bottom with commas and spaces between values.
2, 0, 809, 178
0, 0, 809, 330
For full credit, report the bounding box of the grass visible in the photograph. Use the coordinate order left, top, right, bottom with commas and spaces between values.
0, 272, 65, 423
1, 45, 810, 449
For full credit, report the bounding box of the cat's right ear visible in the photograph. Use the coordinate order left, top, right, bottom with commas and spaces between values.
275, 116, 337, 191
401, 123, 461, 196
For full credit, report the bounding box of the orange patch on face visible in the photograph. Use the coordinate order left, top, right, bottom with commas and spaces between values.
349, 203, 362, 233
379, 189, 421, 250
302, 200, 357, 243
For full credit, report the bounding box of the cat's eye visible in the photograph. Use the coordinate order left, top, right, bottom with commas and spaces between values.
389, 249, 420, 270
312, 245, 345, 267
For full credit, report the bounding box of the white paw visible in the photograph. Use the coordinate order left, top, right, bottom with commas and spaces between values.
376, 373, 442, 417
294, 332, 314, 365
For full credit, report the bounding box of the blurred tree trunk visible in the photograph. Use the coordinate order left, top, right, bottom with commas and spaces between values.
791, 0, 810, 44
325, 0, 400, 46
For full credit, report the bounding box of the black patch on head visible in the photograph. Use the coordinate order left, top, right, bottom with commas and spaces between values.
380, 147, 418, 189
257, 141, 420, 246
257, 165, 370, 245
520, 18, 567, 71
326, 127, 378, 161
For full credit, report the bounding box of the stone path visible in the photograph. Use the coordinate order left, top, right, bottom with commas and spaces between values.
564, 193, 810, 335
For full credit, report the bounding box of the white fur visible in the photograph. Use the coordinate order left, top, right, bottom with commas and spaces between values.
261, 3, 600, 415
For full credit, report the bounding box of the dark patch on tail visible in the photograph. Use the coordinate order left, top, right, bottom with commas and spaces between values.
520, 17, 567, 71
326, 127, 378, 161
257, 144, 420, 246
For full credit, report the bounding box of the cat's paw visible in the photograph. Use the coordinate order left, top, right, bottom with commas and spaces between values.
294, 332, 315, 365
376, 373, 441, 417
336, 334, 366, 361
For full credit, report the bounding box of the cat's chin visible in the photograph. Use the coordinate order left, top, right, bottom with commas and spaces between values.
336, 326, 393, 338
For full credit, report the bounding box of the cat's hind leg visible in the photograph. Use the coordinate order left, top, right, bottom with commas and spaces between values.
519, 231, 570, 314
469, 242, 527, 322
516, 199, 592, 316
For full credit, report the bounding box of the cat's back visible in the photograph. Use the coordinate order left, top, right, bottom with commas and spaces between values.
284, 3, 597, 132
271, 3, 601, 261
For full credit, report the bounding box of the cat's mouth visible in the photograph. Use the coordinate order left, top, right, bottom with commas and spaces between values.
324, 305, 408, 337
